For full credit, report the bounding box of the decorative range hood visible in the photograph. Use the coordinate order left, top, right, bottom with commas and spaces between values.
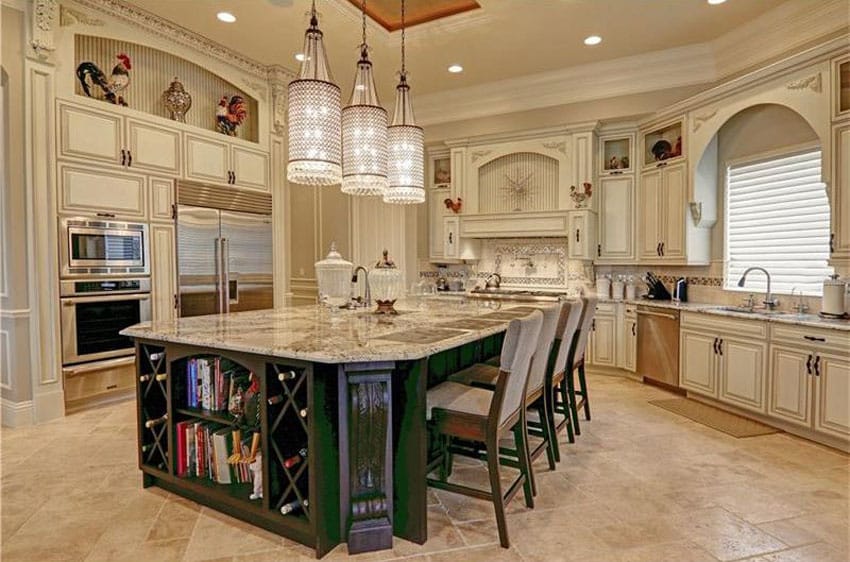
459, 210, 573, 239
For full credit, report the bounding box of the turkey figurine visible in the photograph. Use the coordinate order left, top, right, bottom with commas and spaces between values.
216, 95, 248, 136
76, 53, 131, 106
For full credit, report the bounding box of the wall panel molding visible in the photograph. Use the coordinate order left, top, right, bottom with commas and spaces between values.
0, 330, 11, 390
1, 398, 34, 427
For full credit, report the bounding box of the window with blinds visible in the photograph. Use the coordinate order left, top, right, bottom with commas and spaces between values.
725, 148, 832, 296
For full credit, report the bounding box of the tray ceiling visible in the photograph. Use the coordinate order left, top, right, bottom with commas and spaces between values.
344, 0, 481, 31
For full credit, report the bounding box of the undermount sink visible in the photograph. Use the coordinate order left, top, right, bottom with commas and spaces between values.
713, 306, 795, 316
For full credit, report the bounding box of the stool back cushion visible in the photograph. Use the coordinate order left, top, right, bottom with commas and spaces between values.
496, 310, 543, 425
526, 303, 563, 395
572, 296, 599, 368
552, 299, 584, 376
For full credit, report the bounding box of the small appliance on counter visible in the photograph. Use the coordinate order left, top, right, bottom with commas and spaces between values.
644, 272, 671, 300
672, 277, 688, 303
821, 274, 848, 318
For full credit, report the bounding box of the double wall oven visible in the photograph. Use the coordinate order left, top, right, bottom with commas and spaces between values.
59, 217, 152, 409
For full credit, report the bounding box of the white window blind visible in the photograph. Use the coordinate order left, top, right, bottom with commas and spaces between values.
725, 148, 832, 296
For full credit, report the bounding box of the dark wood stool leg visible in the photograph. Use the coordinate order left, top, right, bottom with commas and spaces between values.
538, 401, 556, 471
545, 385, 561, 462
578, 362, 591, 421
558, 380, 575, 443
512, 421, 535, 508
565, 369, 581, 436
486, 436, 510, 548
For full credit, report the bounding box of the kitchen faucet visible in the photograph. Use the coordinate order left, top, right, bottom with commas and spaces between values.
352, 266, 371, 307
737, 267, 779, 310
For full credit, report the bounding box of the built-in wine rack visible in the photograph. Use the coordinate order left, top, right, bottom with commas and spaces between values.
137, 343, 169, 472
267, 363, 311, 521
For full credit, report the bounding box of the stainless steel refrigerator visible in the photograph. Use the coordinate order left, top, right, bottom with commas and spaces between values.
177, 205, 273, 317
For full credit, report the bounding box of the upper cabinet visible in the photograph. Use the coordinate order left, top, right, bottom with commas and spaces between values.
600, 135, 633, 176
641, 117, 684, 169
596, 130, 636, 263
126, 118, 181, 175
831, 122, 850, 260
832, 54, 850, 122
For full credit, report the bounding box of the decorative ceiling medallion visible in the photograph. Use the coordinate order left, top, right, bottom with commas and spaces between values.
344, 0, 480, 31
786, 73, 822, 93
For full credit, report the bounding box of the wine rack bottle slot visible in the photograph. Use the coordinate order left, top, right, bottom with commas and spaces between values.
155, 373, 167, 382
145, 414, 168, 428
278, 370, 297, 381
268, 394, 285, 405
299, 408, 307, 418
139, 374, 152, 382
283, 448, 307, 469
280, 498, 308, 515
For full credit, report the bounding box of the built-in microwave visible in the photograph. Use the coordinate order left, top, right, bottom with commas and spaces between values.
59, 217, 149, 277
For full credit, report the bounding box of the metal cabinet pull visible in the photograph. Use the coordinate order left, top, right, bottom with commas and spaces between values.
631, 323, 636, 336
806, 354, 812, 375
575, 229, 581, 243
120, 149, 126, 166
656, 242, 661, 256
713, 337, 718, 354
660, 242, 665, 256
127, 150, 132, 167
717, 338, 723, 356
803, 335, 826, 343
814, 355, 821, 376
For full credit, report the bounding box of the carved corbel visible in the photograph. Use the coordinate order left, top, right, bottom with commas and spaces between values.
268, 65, 294, 137
30, 0, 58, 60
786, 73, 822, 94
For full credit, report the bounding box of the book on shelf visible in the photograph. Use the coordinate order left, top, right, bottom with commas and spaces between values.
176, 418, 255, 485
185, 357, 251, 415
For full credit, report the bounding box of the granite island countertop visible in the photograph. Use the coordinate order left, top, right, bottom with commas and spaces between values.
120, 299, 547, 364
598, 297, 850, 332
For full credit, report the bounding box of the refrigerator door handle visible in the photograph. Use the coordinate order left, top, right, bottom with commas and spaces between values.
221, 238, 230, 313
214, 237, 222, 313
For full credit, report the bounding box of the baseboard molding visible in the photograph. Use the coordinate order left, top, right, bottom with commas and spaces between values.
32, 388, 66, 423
1, 398, 34, 428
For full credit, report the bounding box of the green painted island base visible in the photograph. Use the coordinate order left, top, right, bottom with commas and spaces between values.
132, 333, 503, 558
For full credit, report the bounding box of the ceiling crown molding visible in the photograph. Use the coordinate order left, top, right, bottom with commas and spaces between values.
67, 0, 286, 80
415, 43, 716, 126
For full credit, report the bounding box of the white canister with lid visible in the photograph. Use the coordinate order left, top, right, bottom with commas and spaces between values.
596, 276, 611, 299
625, 277, 637, 300
821, 275, 846, 317
611, 278, 625, 301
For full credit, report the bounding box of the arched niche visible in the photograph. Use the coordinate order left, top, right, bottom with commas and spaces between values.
477, 152, 560, 213
693, 103, 823, 251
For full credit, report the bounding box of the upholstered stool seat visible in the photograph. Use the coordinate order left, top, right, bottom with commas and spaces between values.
426, 381, 493, 420
447, 363, 499, 388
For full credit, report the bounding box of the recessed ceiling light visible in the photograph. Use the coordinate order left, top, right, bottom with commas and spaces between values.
216, 11, 236, 23
448, 64, 463, 74
294, 53, 306, 62
583, 35, 602, 46
707, 0, 727, 4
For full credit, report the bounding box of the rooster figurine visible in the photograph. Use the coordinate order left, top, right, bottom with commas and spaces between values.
443, 197, 462, 214
76, 53, 131, 106
216, 95, 248, 136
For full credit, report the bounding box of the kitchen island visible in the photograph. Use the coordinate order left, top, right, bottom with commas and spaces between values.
121, 299, 534, 558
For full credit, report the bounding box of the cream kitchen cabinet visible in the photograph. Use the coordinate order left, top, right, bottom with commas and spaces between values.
588, 303, 616, 368
150, 223, 177, 323
680, 330, 718, 396
622, 305, 637, 372
149, 177, 175, 222
567, 210, 597, 261
184, 134, 270, 191
58, 102, 181, 175
830, 123, 850, 261
429, 186, 451, 261
443, 216, 460, 259
596, 175, 635, 262
58, 163, 147, 219
638, 162, 686, 261
769, 324, 850, 441
718, 337, 767, 414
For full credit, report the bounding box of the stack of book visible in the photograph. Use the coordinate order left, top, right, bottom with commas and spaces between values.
185, 358, 250, 413
175, 420, 253, 485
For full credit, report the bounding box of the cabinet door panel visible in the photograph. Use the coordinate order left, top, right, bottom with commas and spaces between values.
661, 163, 686, 260
638, 169, 662, 260
59, 103, 123, 166
151, 224, 177, 323
719, 338, 766, 413
59, 164, 147, 218
624, 318, 637, 372
590, 315, 616, 367
429, 187, 449, 260
150, 178, 175, 222
443, 216, 459, 259
568, 212, 589, 260
815, 353, 850, 439
768, 346, 812, 428
831, 124, 850, 259
232, 146, 270, 191
680, 330, 717, 396
598, 175, 634, 261
126, 119, 181, 174
185, 134, 230, 184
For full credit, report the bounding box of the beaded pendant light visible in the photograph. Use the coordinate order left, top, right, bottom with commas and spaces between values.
341, 0, 389, 196
287, 0, 342, 186
383, 0, 425, 204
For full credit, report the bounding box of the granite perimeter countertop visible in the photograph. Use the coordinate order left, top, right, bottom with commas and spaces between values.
121, 299, 551, 364
598, 297, 850, 332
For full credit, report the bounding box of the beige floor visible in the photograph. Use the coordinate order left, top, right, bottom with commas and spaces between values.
2, 374, 848, 562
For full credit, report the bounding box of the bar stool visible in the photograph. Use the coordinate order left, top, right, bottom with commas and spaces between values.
547, 299, 585, 457
447, 304, 562, 483
566, 296, 597, 435
426, 310, 543, 549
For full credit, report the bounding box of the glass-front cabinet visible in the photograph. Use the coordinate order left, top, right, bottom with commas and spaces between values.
640, 118, 684, 169
833, 55, 850, 121
600, 135, 633, 175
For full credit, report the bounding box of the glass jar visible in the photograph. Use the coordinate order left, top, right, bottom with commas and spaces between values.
314, 242, 352, 308
371, 250, 403, 314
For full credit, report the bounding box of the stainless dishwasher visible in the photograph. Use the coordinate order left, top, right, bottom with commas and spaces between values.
636, 305, 680, 388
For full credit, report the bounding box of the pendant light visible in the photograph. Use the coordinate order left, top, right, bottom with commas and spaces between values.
341, 0, 389, 196
287, 0, 342, 186
383, 0, 425, 204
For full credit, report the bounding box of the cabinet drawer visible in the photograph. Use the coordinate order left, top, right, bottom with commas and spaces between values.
681, 311, 766, 339
770, 324, 850, 354
596, 302, 616, 315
